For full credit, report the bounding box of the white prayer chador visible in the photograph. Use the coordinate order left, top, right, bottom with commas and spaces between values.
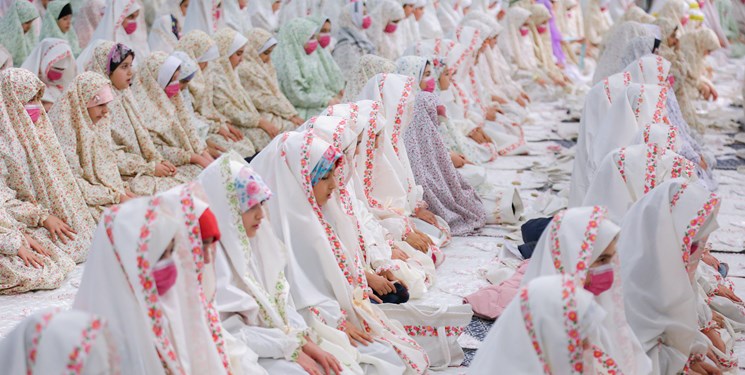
0, 309, 118, 374
251, 131, 429, 374
183, 0, 224, 35
619, 179, 721, 375
357, 72, 452, 245
522, 206, 653, 375
469, 275, 621, 374
569, 75, 668, 206
223, 0, 252, 36
306, 109, 435, 297
90, 0, 150, 62
250, 0, 280, 34
73, 195, 231, 375
584, 142, 697, 223
199, 153, 360, 374
148, 14, 179, 53
20, 38, 76, 104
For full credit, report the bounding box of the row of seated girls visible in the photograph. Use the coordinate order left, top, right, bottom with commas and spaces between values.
0, 0, 742, 373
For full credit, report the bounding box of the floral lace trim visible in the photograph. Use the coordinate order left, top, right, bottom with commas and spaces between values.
26, 309, 57, 373
644, 143, 662, 194
290, 132, 368, 294
588, 344, 622, 374
617, 147, 627, 182
403, 325, 464, 337
679, 193, 719, 266
669, 182, 689, 209
65, 317, 105, 374
218, 157, 290, 330
520, 286, 551, 374
103, 198, 185, 375
178, 184, 232, 373
548, 206, 606, 283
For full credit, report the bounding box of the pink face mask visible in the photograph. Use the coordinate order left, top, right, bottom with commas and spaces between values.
164, 82, 180, 98
46, 68, 63, 81
362, 15, 372, 29
318, 33, 331, 48
422, 77, 436, 92
123, 21, 137, 34
681, 15, 689, 26
384, 22, 398, 33
304, 39, 318, 55
536, 25, 547, 34
585, 264, 614, 296
153, 259, 178, 296
519, 26, 529, 36
25, 104, 41, 123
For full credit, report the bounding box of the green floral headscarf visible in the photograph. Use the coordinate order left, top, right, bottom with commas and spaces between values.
272, 18, 335, 119
307, 15, 345, 95
40, 0, 81, 56
0, 0, 39, 65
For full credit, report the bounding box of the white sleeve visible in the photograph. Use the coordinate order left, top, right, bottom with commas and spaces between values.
214, 246, 303, 360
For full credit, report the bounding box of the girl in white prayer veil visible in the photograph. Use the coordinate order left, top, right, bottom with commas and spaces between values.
469, 274, 628, 374
610, 54, 717, 191
183, 0, 224, 35
148, 14, 180, 53
521, 206, 653, 375
581, 0, 613, 50
0, 309, 119, 374
498, 7, 554, 96
583, 137, 697, 222
250, 0, 281, 34
357, 72, 452, 247
332, 2, 377, 78
251, 130, 430, 375
317, 103, 435, 298
223, 0, 252, 36
90, 0, 150, 62
619, 179, 721, 374
21, 38, 76, 109
344, 95, 442, 263
366, 0, 405, 60
569, 80, 669, 206
199, 154, 353, 375
73, 195, 232, 375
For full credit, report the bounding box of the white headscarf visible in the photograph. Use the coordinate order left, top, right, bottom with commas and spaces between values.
0, 309, 118, 374
249, 0, 280, 34
498, 7, 539, 72
223, 0, 252, 36
470, 274, 618, 374
569, 76, 668, 206
250, 130, 430, 373
21, 37, 76, 104
148, 14, 179, 53
183, 0, 224, 35
73, 196, 230, 375
584, 142, 697, 223
619, 179, 720, 375
522, 206, 653, 375
90, 0, 150, 61
357, 72, 424, 213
